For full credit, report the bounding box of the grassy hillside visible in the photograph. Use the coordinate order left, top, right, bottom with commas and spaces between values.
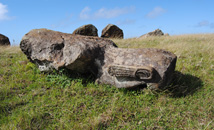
0, 34, 214, 129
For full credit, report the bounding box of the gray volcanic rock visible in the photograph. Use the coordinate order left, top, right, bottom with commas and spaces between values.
148, 29, 164, 36
20, 29, 116, 73
72, 24, 98, 37
20, 29, 177, 90
101, 24, 123, 39
97, 47, 177, 89
0, 34, 10, 46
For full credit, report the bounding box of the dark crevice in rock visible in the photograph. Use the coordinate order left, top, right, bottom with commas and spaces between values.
53, 42, 64, 50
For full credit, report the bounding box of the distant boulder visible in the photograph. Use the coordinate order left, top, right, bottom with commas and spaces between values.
72, 24, 98, 37
101, 24, 123, 39
0, 34, 10, 46
164, 33, 169, 36
140, 29, 164, 38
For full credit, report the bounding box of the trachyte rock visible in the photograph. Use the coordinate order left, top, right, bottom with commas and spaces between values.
97, 47, 177, 89
0, 34, 10, 46
20, 29, 177, 90
72, 24, 98, 37
101, 24, 123, 39
20, 29, 116, 73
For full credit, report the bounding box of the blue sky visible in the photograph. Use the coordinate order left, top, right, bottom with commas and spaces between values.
0, 0, 214, 45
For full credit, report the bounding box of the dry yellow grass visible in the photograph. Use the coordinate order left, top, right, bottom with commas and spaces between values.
114, 34, 214, 73
0, 45, 21, 54
114, 34, 214, 55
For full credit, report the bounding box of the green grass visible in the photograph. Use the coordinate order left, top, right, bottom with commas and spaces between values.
0, 34, 214, 129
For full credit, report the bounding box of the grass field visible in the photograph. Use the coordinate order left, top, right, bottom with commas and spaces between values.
0, 34, 214, 129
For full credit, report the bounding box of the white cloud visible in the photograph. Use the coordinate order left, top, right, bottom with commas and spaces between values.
196, 21, 214, 29
79, 6, 91, 20
116, 19, 136, 25
0, 3, 9, 21
51, 14, 74, 28
197, 21, 210, 27
79, 6, 135, 20
146, 7, 166, 19
94, 6, 135, 19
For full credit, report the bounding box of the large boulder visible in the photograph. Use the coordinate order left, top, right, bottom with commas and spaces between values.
20, 29, 116, 73
20, 29, 177, 90
0, 34, 10, 46
140, 29, 164, 38
72, 24, 98, 37
101, 24, 123, 39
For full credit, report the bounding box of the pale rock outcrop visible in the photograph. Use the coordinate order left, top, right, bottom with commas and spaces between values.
140, 29, 164, 38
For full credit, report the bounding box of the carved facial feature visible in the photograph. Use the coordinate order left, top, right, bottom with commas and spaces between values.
108, 65, 154, 81
135, 69, 152, 80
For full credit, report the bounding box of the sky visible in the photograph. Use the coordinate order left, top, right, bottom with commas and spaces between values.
0, 0, 214, 45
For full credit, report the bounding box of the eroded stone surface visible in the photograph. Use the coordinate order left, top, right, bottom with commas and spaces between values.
20, 28, 116, 73
96, 47, 177, 89
20, 29, 177, 90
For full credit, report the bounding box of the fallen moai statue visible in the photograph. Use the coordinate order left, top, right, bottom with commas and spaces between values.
20, 29, 177, 90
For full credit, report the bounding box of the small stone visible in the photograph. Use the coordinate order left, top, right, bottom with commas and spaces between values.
19, 60, 28, 65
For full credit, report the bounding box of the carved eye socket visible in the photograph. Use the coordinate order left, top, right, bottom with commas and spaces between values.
135, 69, 152, 80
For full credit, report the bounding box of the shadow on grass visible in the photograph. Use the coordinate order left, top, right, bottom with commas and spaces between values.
164, 71, 203, 98
47, 69, 203, 97
116, 71, 203, 98
46, 68, 96, 88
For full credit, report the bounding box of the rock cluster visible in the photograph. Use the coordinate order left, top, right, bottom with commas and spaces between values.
72, 24, 124, 39
20, 29, 177, 90
0, 34, 10, 46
